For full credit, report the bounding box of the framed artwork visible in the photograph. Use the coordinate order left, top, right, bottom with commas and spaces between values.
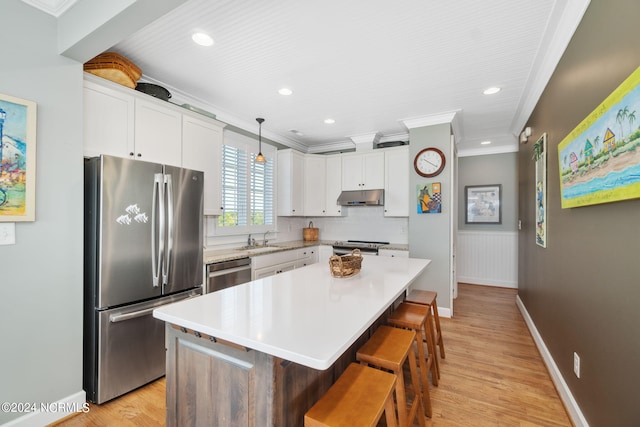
465, 184, 501, 224
0, 92, 37, 222
417, 182, 441, 213
534, 133, 547, 247
558, 65, 640, 208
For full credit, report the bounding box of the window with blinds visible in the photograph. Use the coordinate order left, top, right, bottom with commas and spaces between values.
218, 131, 274, 231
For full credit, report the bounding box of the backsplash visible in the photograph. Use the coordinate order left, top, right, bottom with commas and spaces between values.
205, 206, 408, 248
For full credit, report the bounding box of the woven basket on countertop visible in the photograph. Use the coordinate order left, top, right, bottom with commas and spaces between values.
329, 249, 363, 278
83, 52, 142, 89
303, 221, 319, 241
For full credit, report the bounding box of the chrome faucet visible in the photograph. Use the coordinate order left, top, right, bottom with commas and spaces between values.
263, 230, 271, 246
247, 234, 255, 247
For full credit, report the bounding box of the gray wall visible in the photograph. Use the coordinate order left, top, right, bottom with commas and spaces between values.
458, 152, 518, 231
409, 123, 452, 309
519, 0, 640, 425
0, 1, 84, 424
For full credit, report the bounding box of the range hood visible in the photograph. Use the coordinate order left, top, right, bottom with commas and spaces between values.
337, 189, 384, 206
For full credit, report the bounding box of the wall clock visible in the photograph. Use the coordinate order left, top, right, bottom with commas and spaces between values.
414, 147, 446, 177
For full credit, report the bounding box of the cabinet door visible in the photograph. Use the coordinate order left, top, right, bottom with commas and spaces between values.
134, 98, 182, 166
384, 147, 409, 217
341, 154, 363, 190
325, 154, 343, 216
362, 152, 385, 189
83, 80, 135, 158
182, 115, 225, 216
303, 155, 326, 216
277, 149, 304, 216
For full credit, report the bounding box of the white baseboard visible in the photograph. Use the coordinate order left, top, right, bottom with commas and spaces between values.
438, 306, 451, 318
457, 275, 518, 289
3, 390, 87, 427
516, 295, 589, 427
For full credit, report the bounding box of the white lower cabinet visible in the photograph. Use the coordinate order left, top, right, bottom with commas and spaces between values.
251, 246, 319, 280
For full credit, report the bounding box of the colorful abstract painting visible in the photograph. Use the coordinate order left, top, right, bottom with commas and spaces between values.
558, 66, 640, 208
417, 182, 441, 214
0, 93, 37, 221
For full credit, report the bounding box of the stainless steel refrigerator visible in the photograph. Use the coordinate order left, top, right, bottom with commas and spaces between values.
83, 155, 204, 404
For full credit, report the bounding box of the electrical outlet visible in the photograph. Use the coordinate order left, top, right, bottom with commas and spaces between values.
573, 352, 580, 378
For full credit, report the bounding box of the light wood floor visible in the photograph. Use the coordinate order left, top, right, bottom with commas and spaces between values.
52, 283, 571, 426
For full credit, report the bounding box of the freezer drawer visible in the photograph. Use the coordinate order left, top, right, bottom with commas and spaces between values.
86, 289, 201, 404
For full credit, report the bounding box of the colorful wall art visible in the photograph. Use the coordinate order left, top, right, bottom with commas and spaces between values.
0, 92, 37, 221
558, 66, 640, 208
417, 182, 441, 214
534, 134, 547, 247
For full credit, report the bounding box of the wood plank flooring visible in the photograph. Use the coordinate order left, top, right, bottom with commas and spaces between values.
52, 283, 571, 426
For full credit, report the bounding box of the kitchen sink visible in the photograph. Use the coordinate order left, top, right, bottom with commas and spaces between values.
237, 246, 278, 254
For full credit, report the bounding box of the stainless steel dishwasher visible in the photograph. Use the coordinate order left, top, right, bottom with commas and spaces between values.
206, 257, 252, 293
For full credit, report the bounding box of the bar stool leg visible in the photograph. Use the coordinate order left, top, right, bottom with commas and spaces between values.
413, 324, 433, 418
424, 308, 440, 381
431, 298, 445, 359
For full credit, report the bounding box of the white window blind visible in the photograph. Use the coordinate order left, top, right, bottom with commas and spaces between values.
218, 130, 275, 232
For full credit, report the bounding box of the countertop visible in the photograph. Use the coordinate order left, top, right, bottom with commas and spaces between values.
204, 240, 408, 264
154, 256, 430, 370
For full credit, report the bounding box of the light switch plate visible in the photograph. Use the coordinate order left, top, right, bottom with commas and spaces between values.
0, 223, 16, 245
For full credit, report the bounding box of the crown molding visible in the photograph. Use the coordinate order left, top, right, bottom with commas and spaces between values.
21, 0, 78, 17
510, 0, 591, 134
400, 110, 461, 130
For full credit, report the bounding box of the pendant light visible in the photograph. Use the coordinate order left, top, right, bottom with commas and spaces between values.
255, 118, 266, 163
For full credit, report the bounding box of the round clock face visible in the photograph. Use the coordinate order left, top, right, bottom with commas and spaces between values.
414, 147, 446, 177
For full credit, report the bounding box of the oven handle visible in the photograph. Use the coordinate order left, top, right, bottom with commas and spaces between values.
333, 247, 378, 256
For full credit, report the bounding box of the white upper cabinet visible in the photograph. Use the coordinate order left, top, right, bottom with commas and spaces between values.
324, 154, 344, 216
341, 151, 385, 190
134, 98, 182, 167
384, 146, 409, 217
83, 79, 135, 158
277, 149, 305, 216
303, 154, 327, 216
182, 115, 226, 216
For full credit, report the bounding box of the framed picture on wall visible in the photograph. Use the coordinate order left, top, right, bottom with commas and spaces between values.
0, 92, 37, 222
465, 184, 502, 224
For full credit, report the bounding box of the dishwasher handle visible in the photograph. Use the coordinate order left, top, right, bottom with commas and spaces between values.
208, 264, 251, 278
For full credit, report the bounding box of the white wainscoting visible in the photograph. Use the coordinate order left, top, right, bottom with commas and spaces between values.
457, 231, 518, 288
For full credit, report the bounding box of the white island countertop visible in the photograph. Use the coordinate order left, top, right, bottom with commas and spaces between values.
154, 256, 430, 370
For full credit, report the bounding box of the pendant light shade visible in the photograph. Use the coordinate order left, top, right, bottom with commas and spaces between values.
255, 117, 266, 163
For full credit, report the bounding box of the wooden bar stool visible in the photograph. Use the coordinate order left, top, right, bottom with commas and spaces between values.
304, 363, 398, 427
388, 302, 439, 395
357, 325, 427, 427
405, 289, 445, 359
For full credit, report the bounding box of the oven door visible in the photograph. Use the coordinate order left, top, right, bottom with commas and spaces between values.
332, 246, 378, 256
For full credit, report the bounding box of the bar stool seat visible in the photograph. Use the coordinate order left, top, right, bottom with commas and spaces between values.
304, 363, 398, 427
388, 302, 439, 392
405, 289, 445, 359
357, 325, 427, 426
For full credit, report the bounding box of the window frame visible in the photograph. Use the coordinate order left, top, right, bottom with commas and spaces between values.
215, 130, 276, 237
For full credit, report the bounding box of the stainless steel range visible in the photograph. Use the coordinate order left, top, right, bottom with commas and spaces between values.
332, 240, 390, 256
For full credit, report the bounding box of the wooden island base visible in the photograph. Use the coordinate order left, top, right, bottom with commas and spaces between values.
165, 312, 391, 427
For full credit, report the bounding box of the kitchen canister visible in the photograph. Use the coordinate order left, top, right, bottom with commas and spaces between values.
303, 221, 319, 241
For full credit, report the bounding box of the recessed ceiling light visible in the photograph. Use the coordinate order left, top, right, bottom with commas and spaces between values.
278, 88, 293, 96
483, 87, 501, 95
289, 129, 304, 136
481, 140, 492, 145
324, 118, 335, 124
192, 32, 214, 46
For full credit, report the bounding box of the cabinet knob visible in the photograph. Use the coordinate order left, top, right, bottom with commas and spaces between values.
137, 153, 142, 157
129, 152, 134, 156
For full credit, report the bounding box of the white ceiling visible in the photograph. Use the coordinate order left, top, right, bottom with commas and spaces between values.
26, 0, 590, 155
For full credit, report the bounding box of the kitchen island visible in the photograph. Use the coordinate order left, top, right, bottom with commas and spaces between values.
154, 256, 430, 426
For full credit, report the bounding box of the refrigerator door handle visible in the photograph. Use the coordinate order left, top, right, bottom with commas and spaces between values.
108, 292, 199, 323
152, 173, 165, 287
163, 174, 174, 287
